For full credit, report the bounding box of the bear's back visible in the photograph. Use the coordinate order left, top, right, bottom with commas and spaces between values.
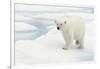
65, 16, 85, 38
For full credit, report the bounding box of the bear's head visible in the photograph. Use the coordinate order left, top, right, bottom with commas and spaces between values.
54, 19, 67, 30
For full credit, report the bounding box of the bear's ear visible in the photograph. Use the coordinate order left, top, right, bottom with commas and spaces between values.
64, 21, 66, 24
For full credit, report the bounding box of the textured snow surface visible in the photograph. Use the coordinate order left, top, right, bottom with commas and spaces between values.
15, 22, 38, 31
15, 23, 95, 65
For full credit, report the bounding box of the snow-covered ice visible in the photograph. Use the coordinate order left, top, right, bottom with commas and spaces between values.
15, 4, 95, 65
15, 22, 38, 31
15, 23, 95, 65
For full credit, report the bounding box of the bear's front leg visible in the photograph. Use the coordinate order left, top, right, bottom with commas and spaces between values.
62, 34, 72, 50
62, 41, 71, 50
62, 45, 68, 50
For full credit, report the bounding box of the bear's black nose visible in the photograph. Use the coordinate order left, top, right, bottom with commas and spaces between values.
57, 27, 60, 30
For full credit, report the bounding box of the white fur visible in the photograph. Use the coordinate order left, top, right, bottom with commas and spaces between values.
55, 16, 85, 50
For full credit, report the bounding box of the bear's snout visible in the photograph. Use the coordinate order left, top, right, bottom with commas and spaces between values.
57, 27, 60, 30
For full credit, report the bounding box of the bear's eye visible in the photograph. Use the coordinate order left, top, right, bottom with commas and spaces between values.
60, 24, 62, 25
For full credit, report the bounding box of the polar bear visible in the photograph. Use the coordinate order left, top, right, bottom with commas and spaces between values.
55, 16, 85, 50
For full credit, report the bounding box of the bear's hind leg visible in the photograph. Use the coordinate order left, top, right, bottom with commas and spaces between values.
76, 39, 84, 49
76, 40, 79, 45
79, 39, 84, 49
